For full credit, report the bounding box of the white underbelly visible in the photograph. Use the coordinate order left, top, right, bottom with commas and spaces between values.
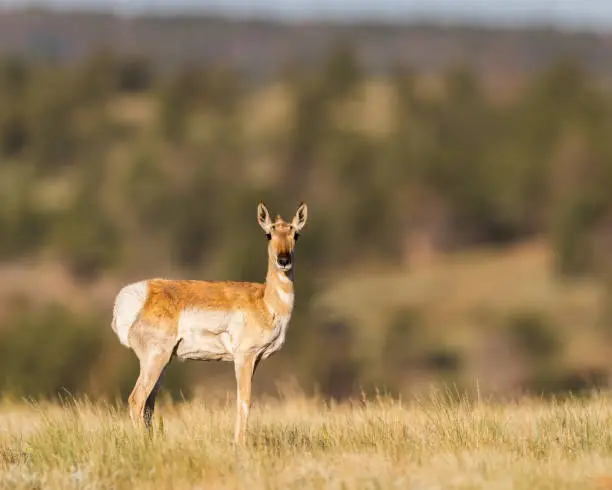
175, 309, 245, 361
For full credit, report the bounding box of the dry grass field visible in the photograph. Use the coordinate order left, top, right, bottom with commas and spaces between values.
1, 392, 612, 489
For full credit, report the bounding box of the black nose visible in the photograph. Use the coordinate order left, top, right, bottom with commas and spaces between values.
277, 255, 291, 267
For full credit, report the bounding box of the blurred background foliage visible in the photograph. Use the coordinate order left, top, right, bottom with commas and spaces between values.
1, 17, 612, 403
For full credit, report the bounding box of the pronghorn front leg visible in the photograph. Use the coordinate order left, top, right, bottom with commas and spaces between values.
233, 353, 258, 445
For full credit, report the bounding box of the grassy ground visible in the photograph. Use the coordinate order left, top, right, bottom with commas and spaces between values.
1, 393, 612, 489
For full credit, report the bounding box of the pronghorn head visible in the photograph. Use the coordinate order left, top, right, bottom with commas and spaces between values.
257, 202, 308, 272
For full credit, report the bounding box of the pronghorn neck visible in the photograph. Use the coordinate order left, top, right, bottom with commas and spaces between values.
264, 256, 294, 315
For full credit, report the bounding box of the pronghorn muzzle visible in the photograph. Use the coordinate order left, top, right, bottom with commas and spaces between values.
276, 253, 292, 270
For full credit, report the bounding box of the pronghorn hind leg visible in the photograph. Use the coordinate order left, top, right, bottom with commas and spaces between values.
129, 350, 173, 430
127, 321, 177, 430
128, 373, 144, 426
143, 364, 169, 428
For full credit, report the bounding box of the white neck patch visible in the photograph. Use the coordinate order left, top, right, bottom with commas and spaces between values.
277, 271, 293, 284
277, 287, 294, 307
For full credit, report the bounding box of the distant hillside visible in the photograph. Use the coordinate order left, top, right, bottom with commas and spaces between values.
0, 10, 611, 79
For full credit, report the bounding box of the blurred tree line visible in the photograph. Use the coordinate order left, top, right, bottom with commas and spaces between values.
1, 45, 612, 401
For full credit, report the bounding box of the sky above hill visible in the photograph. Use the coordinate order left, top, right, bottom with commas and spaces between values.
2, 0, 612, 32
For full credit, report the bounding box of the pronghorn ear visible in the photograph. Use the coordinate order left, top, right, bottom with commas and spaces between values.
292, 202, 308, 232
257, 201, 273, 234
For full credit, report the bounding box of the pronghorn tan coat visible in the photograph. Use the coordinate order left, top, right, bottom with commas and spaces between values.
111, 202, 307, 443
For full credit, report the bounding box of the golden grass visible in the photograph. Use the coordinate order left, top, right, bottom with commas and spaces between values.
1, 392, 612, 489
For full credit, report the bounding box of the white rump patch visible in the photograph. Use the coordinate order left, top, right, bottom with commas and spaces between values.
112, 281, 149, 347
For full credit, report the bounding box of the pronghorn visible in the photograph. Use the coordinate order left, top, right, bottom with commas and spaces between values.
111, 202, 307, 443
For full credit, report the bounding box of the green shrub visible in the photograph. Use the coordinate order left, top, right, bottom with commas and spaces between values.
0, 304, 105, 399
505, 311, 560, 363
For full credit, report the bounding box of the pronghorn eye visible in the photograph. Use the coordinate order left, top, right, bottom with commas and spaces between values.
294, 232, 300, 241
266, 233, 271, 240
